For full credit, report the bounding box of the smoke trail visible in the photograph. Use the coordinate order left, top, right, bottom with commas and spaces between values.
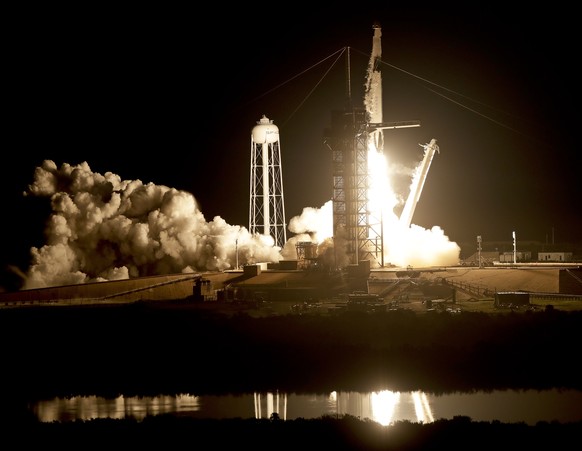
22, 160, 283, 289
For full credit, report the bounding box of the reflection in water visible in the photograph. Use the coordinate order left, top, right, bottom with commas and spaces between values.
33, 394, 201, 423
254, 391, 287, 420
372, 391, 399, 425
31, 389, 582, 426
333, 390, 434, 426
413, 391, 435, 424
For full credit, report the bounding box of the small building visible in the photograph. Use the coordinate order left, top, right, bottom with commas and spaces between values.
243, 264, 262, 276
538, 252, 573, 262
499, 251, 532, 263
192, 277, 213, 302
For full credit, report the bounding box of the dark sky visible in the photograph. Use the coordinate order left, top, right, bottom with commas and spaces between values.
4, 6, 580, 279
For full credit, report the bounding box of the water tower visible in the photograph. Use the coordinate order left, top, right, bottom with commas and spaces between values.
249, 115, 287, 249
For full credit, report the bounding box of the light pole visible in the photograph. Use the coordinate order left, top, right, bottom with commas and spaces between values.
235, 238, 239, 270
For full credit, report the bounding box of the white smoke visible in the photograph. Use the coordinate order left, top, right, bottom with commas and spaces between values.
287, 201, 333, 241
21, 151, 459, 290
277, 201, 334, 260
23, 160, 283, 289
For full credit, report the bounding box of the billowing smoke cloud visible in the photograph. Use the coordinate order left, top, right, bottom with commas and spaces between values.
279, 200, 337, 265
287, 201, 333, 242
23, 160, 284, 289
21, 156, 459, 291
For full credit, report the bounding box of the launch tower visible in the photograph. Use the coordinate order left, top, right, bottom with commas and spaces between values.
324, 25, 420, 268
249, 115, 287, 249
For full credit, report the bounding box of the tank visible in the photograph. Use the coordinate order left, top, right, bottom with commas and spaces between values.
252, 115, 279, 144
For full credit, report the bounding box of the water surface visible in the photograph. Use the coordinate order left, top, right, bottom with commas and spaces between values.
31, 388, 582, 426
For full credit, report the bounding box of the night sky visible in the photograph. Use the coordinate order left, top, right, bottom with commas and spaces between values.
3, 6, 579, 287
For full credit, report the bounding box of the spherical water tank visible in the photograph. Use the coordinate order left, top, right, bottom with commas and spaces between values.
252, 115, 279, 144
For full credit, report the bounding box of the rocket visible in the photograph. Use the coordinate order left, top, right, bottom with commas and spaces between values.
365, 23, 384, 152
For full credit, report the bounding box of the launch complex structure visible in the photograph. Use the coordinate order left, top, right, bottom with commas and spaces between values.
249, 24, 439, 270
324, 24, 438, 269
